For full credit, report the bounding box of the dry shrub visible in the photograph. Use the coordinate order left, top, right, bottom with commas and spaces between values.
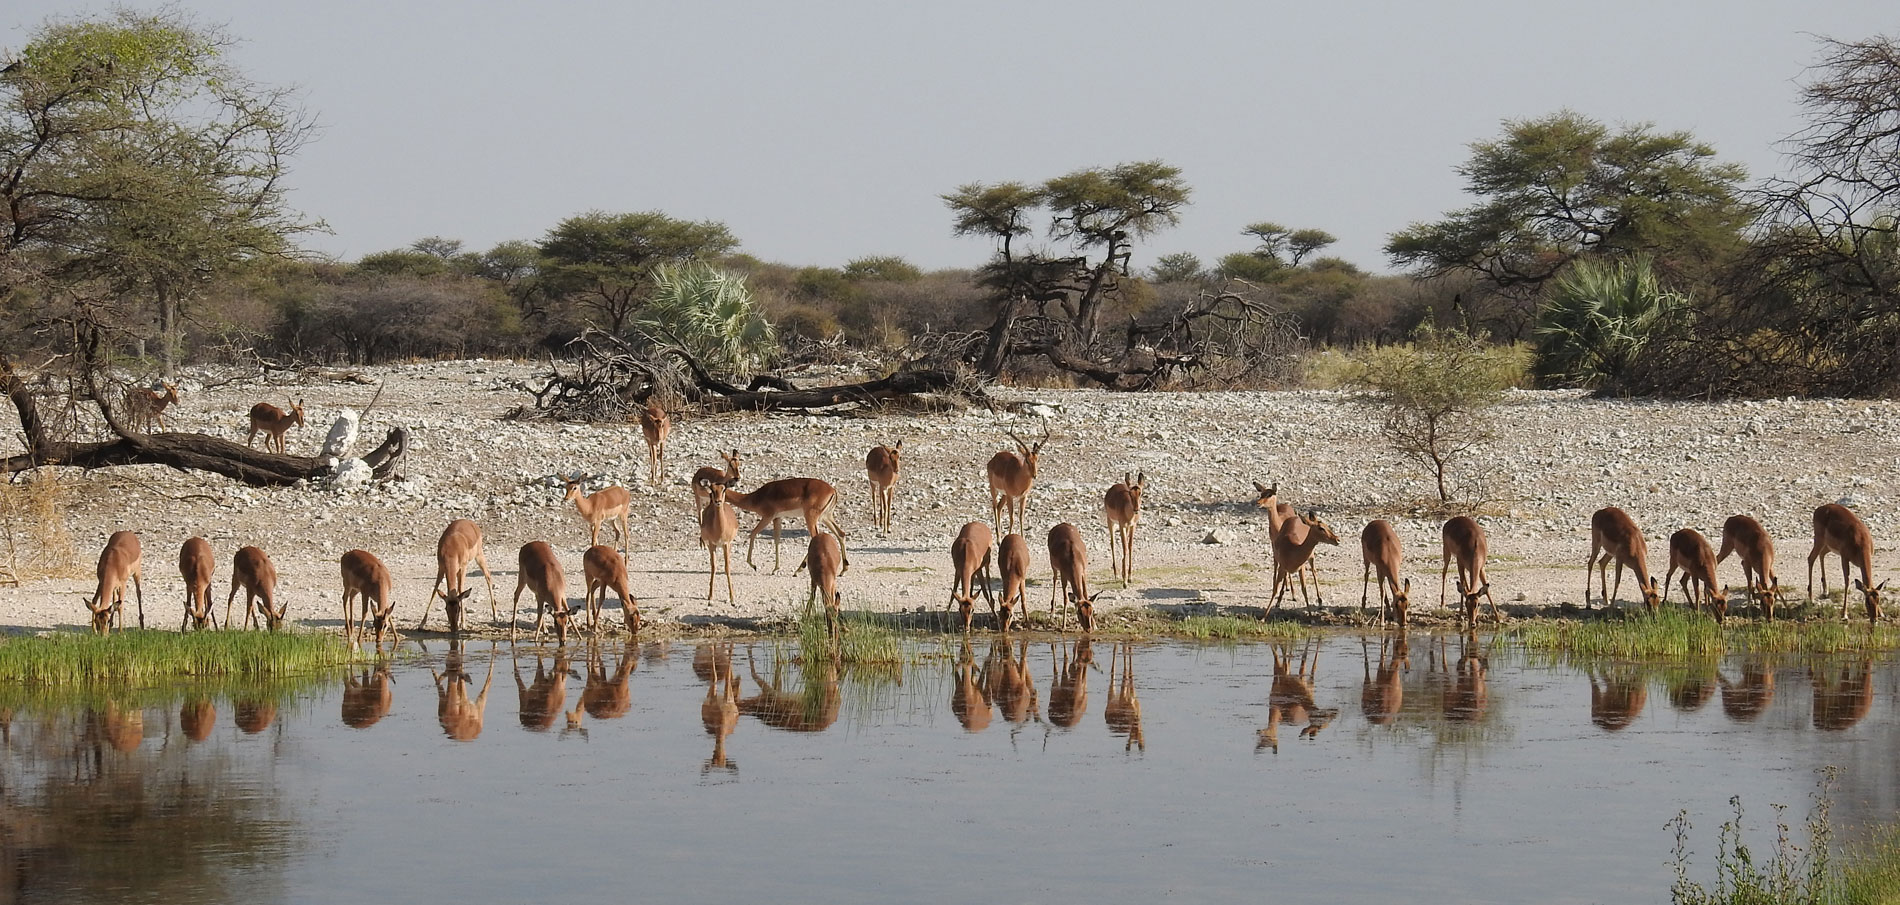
0, 469, 77, 584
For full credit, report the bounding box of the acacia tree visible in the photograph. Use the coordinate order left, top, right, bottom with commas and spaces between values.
1386, 111, 1751, 337
0, 9, 316, 375
537, 211, 739, 334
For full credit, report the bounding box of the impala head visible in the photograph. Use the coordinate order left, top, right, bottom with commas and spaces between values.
289, 398, 306, 428
1075, 592, 1101, 633
1457, 578, 1491, 624
1709, 584, 1729, 624
552, 604, 571, 645
1853, 579, 1887, 622
444, 587, 473, 633
1304, 511, 1340, 546
82, 595, 112, 634
1007, 425, 1050, 472
722, 448, 742, 471
1641, 576, 1663, 615
1753, 579, 1778, 621
1253, 481, 1278, 509
159, 381, 179, 404
1392, 577, 1412, 627
264, 600, 287, 631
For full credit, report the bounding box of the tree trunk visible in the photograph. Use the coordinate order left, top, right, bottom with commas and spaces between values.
977, 296, 1019, 379
158, 283, 178, 379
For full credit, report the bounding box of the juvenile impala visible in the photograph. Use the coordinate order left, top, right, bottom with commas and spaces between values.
691, 449, 742, 513
1270, 511, 1340, 612
1809, 503, 1885, 622
1103, 471, 1146, 588
865, 440, 902, 533
247, 399, 306, 454
179, 536, 216, 631
225, 545, 284, 630
1717, 514, 1779, 620
1585, 507, 1662, 613
1440, 515, 1498, 623
949, 521, 996, 631
638, 399, 669, 487
419, 518, 498, 632
582, 543, 640, 632
1359, 519, 1411, 627
700, 483, 740, 605
340, 549, 395, 645
987, 425, 1049, 534
1047, 522, 1098, 633
1664, 528, 1728, 621
512, 541, 571, 643
795, 532, 847, 638
997, 532, 1030, 632
563, 478, 632, 550
124, 381, 179, 433
724, 477, 848, 572
84, 531, 143, 634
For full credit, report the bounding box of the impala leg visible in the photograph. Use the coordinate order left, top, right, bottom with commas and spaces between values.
476, 551, 498, 621
132, 571, 144, 629
1662, 564, 1677, 605
1808, 546, 1822, 602
723, 545, 735, 605
707, 545, 718, 600
1609, 564, 1625, 610
1841, 558, 1852, 619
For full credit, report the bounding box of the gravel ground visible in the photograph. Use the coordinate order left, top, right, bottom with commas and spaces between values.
3, 358, 1897, 637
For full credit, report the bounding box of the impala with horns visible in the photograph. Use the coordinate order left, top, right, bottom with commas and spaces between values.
987, 423, 1049, 535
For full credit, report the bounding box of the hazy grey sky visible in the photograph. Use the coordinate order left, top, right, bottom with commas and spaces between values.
7, 2, 1895, 273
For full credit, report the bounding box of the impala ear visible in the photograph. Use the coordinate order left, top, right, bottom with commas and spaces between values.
1855, 579, 1867, 591
1402, 578, 1411, 591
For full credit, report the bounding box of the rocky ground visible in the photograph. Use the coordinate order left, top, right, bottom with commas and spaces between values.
2, 358, 1897, 638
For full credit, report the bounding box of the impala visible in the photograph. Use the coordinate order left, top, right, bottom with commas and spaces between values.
795, 532, 847, 638
987, 425, 1048, 534
84, 531, 143, 634
638, 399, 669, 487
179, 536, 216, 631
340, 549, 395, 644
419, 518, 498, 632
1047, 522, 1098, 632
1359, 519, 1410, 627
1664, 528, 1727, 621
583, 543, 640, 632
512, 541, 571, 643
949, 521, 996, 631
1585, 507, 1662, 613
1270, 511, 1340, 612
563, 478, 632, 550
1717, 514, 1779, 620
124, 381, 179, 432
866, 440, 902, 532
1441, 515, 1498, 624
1808, 503, 1884, 621
997, 532, 1029, 632
724, 477, 848, 572
225, 545, 284, 630
1103, 472, 1145, 588
247, 399, 306, 454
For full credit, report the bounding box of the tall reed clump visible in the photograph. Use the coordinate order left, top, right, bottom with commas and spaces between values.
1512, 608, 1725, 659
0, 631, 355, 685
795, 608, 901, 668
1177, 615, 1314, 642
0, 468, 77, 584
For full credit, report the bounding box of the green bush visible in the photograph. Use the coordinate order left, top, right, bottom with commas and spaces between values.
1349, 326, 1530, 505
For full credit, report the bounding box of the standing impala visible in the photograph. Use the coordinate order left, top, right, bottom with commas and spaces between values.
225, 545, 283, 630
691, 449, 741, 514
512, 541, 571, 644
987, 425, 1049, 535
1717, 514, 1779, 620
340, 549, 395, 645
1270, 512, 1340, 612
1254, 481, 1318, 598
563, 478, 632, 551
1047, 522, 1098, 632
949, 521, 995, 631
865, 440, 902, 533
1359, 519, 1410, 627
1585, 507, 1662, 613
1103, 472, 1146, 588
84, 531, 143, 634
419, 519, 498, 632
724, 477, 848, 572
638, 399, 669, 487
997, 532, 1029, 632
1665, 528, 1728, 621
124, 381, 180, 433
582, 544, 640, 632
700, 483, 739, 605
1809, 503, 1884, 621
246, 399, 305, 454
179, 536, 216, 631
1441, 515, 1498, 624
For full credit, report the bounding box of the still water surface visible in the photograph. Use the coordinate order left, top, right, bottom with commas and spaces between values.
6, 634, 1898, 904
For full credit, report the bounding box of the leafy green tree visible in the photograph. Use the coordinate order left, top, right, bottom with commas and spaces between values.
1147, 252, 1205, 284
842, 255, 922, 282
1534, 257, 1685, 388
537, 211, 738, 334
1386, 111, 1751, 293
636, 263, 776, 375
0, 9, 316, 374
1348, 326, 1529, 506
1041, 160, 1191, 343
1215, 252, 1284, 283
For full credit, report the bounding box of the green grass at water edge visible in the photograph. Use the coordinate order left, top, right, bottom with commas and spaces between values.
1509, 610, 1900, 660
0, 630, 356, 685
1175, 615, 1315, 642
1670, 768, 1900, 905
795, 610, 903, 667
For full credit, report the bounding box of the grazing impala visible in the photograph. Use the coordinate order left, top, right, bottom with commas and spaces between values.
866, 440, 902, 532
1585, 507, 1662, 613
1047, 522, 1098, 633
700, 483, 739, 605
225, 545, 283, 630
1441, 516, 1498, 624
1103, 472, 1146, 588
949, 521, 996, 632
1809, 503, 1884, 621
1254, 481, 1319, 597
795, 532, 847, 638
997, 532, 1030, 632
246, 399, 305, 454
84, 531, 143, 634
1717, 514, 1779, 620
511, 541, 571, 644
638, 399, 670, 487
563, 478, 632, 551
1664, 528, 1728, 621
1270, 512, 1340, 612
179, 537, 216, 631
582, 544, 640, 633
987, 425, 1049, 534
340, 549, 395, 645
1359, 519, 1410, 626
419, 519, 498, 632
724, 477, 848, 572
123, 381, 179, 432
691, 449, 742, 514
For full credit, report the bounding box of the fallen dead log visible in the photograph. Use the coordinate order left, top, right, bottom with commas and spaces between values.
702, 369, 980, 412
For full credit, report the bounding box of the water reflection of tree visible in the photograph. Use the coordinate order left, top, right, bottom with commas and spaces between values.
0, 693, 303, 904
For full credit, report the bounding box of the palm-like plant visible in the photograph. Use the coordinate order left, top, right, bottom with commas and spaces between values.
1534, 256, 1686, 388
637, 263, 778, 376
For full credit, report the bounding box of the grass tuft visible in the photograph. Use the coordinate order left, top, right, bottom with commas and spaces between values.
1176, 615, 1315, 642
1509, 609, 1900, 661
0, 630, 355, 686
